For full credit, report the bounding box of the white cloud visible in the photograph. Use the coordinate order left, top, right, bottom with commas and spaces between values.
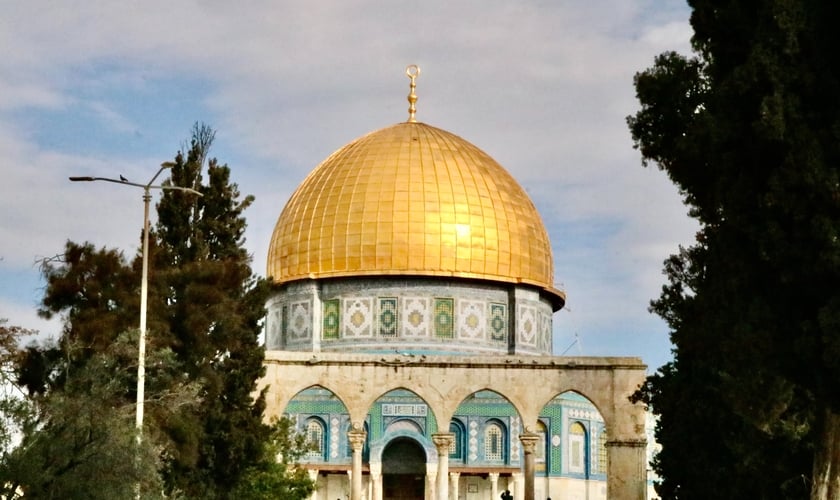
0, 0, 695, 367
0, 297, 61, 344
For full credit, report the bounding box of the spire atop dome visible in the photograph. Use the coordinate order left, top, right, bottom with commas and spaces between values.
405, 64, 420, 122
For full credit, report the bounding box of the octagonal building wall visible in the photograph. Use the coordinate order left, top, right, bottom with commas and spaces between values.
265, 276, 554, 355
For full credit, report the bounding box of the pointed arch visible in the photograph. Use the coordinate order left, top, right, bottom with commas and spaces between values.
367, 388, 437, 464
538, 390, 605, 478
283, 384, 351, 416
284, 385, 350, 463
452, 389, 522, 465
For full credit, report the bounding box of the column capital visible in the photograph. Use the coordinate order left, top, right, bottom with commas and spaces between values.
518, 432, 540, 454
348, 427, 367, 450
431, 432, 454, 452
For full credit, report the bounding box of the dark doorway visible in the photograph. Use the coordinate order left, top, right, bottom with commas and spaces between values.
382, 437, 426, 500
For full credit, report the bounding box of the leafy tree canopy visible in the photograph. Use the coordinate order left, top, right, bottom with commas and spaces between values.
11, 123, 313, 498
629, 1, 840, 499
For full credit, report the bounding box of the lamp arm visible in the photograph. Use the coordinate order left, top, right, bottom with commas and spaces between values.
69, 176, 148, 189
68, 177, 202, 197
153, 185, 203, 197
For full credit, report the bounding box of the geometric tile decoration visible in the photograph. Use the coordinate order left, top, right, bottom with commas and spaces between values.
403, 297, 431, 337
535, 421, 547, 463
344, 297, 373, 338
434, 297, 455, 338
568, 407, 604, 422
268, 309, 281, 348
510, 415, 521, 463
289, 300, 312, 341
538, 310, 552, 352
330, 417, 340, 459
469, 420, 479, 461
323, 299, 340, 339
517, 304, 537, 347
457, 299, 486, 340
281, 304, 288, 341
378, 297, 398, 337
489, 303, 507, 343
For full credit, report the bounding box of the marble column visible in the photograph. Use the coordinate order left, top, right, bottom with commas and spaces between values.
426, 463, 438, 500
307, 469, 319, 500
346, 470, 353, 498
348, 427, 367, 500
449, 471, 460, 500
488, 472, 499, 500
606, 439, 647, 500
432, 433, 454, 500
519, 432, 540, 500
369, 462, 382, 500
511, 472, 524, 500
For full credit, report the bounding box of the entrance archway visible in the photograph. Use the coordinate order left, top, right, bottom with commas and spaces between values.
382, 437, 426, 500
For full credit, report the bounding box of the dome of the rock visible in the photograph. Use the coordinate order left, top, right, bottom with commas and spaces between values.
267, 121, 564, 308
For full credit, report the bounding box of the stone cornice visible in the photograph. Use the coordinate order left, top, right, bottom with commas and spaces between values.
264, 350, 646, 371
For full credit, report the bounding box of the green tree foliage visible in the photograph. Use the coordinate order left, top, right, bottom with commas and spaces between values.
150, 123, 277, 497
232, 417, 316, 500
2, 330, 181, 499
15, 123, 313, 498
21, 244, 138, 394
0, 319, 35, 499
628, 1, 840, 498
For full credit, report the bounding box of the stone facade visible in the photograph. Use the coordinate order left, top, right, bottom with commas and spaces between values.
260, 351, 648, 500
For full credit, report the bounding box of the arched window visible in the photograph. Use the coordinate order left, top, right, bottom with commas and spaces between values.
568, 422, 587, 474
449, 420, 465, 461
306, 418, 325, 459
484, 421, 505, 462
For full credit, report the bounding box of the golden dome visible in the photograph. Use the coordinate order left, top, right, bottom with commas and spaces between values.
267, 121, 564, 308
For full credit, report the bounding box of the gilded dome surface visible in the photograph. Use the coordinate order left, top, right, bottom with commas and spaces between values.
267, 121, 564, 306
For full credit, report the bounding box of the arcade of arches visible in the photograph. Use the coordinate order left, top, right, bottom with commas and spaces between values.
260, 352, 647, 500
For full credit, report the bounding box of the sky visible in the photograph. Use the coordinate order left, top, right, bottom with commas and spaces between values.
0, 1, 697, 372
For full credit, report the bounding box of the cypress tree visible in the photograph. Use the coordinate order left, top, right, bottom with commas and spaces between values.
629, 1, 840, 498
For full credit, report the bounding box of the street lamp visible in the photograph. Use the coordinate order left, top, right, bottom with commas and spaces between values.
69, 162, 202, 442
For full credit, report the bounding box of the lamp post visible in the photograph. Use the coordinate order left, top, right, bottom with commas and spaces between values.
69, 163, 202, 442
